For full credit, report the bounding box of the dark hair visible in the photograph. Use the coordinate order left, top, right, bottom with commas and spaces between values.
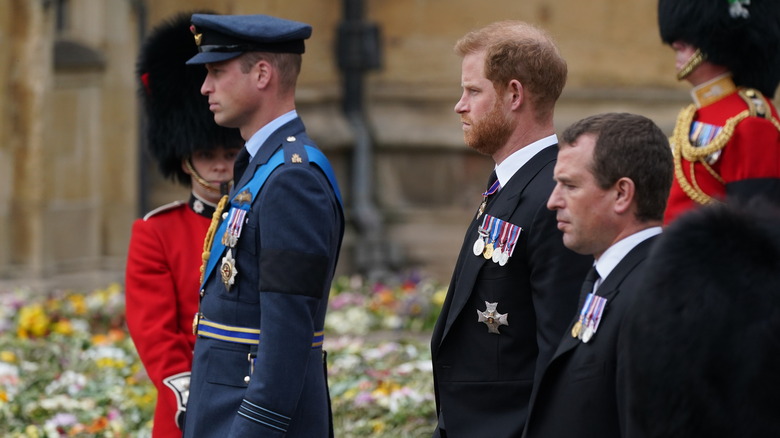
561, 112, 673, 222
455, 20, 567, 122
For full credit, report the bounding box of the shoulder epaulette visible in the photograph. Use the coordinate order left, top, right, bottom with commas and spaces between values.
143, 200, 186, 221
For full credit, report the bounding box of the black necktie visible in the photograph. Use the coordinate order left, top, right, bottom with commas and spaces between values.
233, 148, 250, 183
577, 265, 600, 310
486, 170, 498, 191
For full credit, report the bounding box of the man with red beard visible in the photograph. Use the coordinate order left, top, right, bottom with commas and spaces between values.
430, 21, 591, 438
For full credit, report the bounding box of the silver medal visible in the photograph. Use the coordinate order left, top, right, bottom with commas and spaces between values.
472, 238, 485, 256
581, 325, 594, 343
491, 246, 502, 264
499, 250, 510, 266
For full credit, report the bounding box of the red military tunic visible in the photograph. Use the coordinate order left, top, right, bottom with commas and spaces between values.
126, 194, 214, 437
665, 75, 780, 224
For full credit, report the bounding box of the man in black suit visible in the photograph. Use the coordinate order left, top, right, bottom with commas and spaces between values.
431, 21, 592, 438
522, 112, 673, 438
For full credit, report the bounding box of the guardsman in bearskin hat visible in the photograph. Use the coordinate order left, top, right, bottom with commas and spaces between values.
125, 11, 243, 437
659, 0, 780, 223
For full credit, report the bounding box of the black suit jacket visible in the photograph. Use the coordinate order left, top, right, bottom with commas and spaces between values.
431, 145, 592, 438
522, 236, 658, 438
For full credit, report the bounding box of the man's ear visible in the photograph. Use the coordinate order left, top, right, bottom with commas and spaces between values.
182, 159, 193, 176
508, 79, 524, 110
614, 177, 636, 214
256, 60, 272, 90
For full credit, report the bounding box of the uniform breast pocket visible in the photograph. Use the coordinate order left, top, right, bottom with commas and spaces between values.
239, 221, 257, 256
205, 345, 250, 388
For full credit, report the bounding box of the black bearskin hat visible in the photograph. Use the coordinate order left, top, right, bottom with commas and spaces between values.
623, 200, 780, 437
137, 11, 243, 185
658, 0, 780, 98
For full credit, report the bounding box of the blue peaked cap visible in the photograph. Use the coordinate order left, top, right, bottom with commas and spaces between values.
186, 14, 312, 65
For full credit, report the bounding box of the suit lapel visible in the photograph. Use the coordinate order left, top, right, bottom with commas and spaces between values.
437, 146, 558, 347
550, 237, 656, 360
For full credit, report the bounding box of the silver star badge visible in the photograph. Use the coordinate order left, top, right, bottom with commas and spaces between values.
477, 301, 509, 334
220, 249, 238, 290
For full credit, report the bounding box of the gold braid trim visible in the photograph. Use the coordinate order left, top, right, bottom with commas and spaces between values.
671, 88, 780, 206
199, 195, 229, 284
671, 103, 749, 205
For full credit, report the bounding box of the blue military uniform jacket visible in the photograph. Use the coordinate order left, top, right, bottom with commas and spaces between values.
184, 117, 344, 438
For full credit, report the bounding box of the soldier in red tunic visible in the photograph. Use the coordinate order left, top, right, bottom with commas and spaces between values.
125, 12, 243, 437
659, 0, 780, 224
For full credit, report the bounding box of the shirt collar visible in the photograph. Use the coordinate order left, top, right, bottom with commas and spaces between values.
494, 134, 558, 187
593, 226, 662, 288
244, 110, 298, 158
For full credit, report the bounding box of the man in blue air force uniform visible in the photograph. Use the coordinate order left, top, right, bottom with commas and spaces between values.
183, 14, 344, 438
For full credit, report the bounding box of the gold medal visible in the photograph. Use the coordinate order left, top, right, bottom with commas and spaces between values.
483, 243, 494, 259
571, 320, 582, 338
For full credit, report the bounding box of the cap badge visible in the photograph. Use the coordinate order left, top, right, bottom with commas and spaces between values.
234, 189, 253, 205
477, 301, 509, 334
190, 25, 203, 46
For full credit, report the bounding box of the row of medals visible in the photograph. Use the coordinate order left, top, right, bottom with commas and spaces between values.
220, 205, 248, 289
472, 214, 521, 266
570, 293, 607, 343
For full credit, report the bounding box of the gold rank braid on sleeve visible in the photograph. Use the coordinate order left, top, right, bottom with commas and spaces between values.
671, 88, 780, 206
200, 195, 229, 284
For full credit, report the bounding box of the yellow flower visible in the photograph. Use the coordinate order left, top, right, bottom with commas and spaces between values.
371, 420, 386, 434
52, 319, 74, 336
24, 425, 39, 438
17, 304, 50, 338
0, 389, 8, 402
433, 288, 448, 307
0, 350, 17, 363
96, 358, 127, 369
67, 294, 87, 315
372, 380, 401, 397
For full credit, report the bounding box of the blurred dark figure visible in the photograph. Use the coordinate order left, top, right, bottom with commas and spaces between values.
622, 200, 780, 437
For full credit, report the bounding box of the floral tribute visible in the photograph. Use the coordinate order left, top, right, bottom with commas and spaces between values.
0, 272, 444, 437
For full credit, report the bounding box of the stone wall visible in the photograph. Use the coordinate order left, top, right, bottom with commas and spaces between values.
0, 0, 773, 288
